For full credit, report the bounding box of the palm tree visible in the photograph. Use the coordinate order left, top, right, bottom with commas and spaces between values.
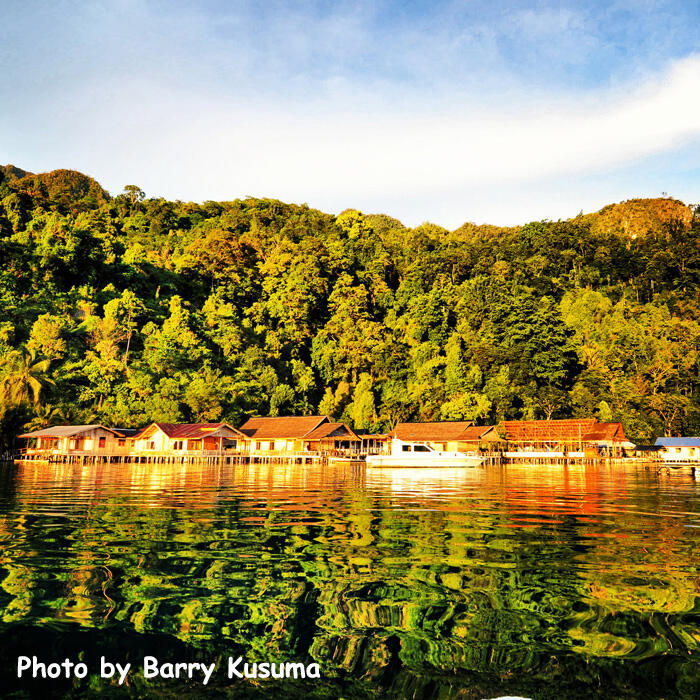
23, 403, 60, 432
0, 347, 54, 409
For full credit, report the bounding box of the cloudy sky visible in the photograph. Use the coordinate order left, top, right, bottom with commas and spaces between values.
2, 0, 699, 227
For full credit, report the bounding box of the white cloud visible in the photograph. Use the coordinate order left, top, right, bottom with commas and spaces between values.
4, 41, 700, 228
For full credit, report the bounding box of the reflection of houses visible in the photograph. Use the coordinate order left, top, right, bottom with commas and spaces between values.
499, 419, 629, 457
391, 421, 501, 453
132, 423, 244, 455
19, 424, 128, 457
238, 415, 361, 456
654, 437, 700, 463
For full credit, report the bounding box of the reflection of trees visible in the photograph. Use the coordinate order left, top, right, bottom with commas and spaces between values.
1, 464, 699, 697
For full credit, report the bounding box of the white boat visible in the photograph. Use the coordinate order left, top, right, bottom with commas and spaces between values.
366, 439, 483, 468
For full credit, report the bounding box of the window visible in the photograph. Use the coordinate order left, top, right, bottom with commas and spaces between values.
98, 437, 106, 448
149, 441, 155, 450
118, 439, 125, 447
402, 445, 411, 452
414, 445, 431, 452
173, 440, 183, 450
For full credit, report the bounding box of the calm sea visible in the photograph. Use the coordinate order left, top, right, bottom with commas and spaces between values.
0, 461, 698, 699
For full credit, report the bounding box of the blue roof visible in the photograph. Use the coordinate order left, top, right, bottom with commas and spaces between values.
655, 437, 700, 447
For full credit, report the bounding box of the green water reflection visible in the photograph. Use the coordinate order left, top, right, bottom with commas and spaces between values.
0, 461, 698, 698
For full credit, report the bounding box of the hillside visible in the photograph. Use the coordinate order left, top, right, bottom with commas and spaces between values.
0, 166, 699, 448
584, 197, 694, 239
0, 164, 31, 181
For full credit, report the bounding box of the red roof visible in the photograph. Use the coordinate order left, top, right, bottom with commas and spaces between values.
458, 425, 499, 441
392, 421, 474, 441
136, 423, 243, 439
500, 419, 598, 443
238, 415, 329, 439
582, 422, 627, 442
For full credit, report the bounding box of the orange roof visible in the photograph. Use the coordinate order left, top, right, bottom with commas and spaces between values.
582, 422, 627, 442
458, 425, 499, 441
304, 422, 361, 441
238, 415, 329, 439
500, 419, 597, 442
392, 421, 474, 441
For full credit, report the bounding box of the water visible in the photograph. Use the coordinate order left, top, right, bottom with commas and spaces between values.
0, 460, 698, 698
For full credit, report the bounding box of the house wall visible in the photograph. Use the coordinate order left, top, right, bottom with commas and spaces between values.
134, 430, 170, 453
660, 445, 700, 462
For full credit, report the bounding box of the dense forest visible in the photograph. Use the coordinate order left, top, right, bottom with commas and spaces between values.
0, 165, 698, 448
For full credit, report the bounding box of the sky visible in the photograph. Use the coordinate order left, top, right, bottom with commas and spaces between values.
2, 0, 700, 228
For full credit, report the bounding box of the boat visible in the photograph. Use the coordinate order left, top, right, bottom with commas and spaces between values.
365, 439, 483, 468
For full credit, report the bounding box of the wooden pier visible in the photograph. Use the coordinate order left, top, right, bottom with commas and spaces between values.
12, 449, 358, 468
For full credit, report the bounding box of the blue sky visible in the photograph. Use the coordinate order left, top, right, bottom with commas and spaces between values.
2, 0, 700, 227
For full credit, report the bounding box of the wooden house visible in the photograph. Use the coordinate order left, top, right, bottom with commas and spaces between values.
302, 421, 362, 455
354, 431, 390, 455
499, 419, 628, 456
18, 424, 126, 457
238, 415, 360, 456
654, 437, 700, 463
391, 421, 500, 453
132, 423, 245, 456
582, 422, 630, 456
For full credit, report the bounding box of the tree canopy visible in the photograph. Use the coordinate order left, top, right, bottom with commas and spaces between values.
1, 165, 699, 452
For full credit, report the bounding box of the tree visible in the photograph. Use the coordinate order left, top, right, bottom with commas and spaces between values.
0, 347, 53, 410
123, 185, 145, 203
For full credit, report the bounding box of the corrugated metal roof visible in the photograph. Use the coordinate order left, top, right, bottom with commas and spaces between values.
655, 437, 700, 447
239, 415, 329, 439
392, 421, 475, 441
18, 424, 118, 438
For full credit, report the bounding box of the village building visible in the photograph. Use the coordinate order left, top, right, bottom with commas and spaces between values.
18, 424, 128, 458
302, 422, 363, 455
391, 421, 500, 453
132, 422, 245, 455
354, 431, 390, 455
581, 422, 631, 456
654, 437, 700, 463
239, 415, 353, 454
498, 419, 629, 456
239, 415, 328, 454
238, 415, 362, 456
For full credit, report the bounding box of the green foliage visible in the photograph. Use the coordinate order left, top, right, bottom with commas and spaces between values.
0, 165, 699, 442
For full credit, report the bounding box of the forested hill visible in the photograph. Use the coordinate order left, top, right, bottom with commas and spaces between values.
1, 165, 698, 448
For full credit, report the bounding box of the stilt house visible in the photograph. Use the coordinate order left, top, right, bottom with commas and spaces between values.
132, 423, 245, 455
238, 415, 360, 455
